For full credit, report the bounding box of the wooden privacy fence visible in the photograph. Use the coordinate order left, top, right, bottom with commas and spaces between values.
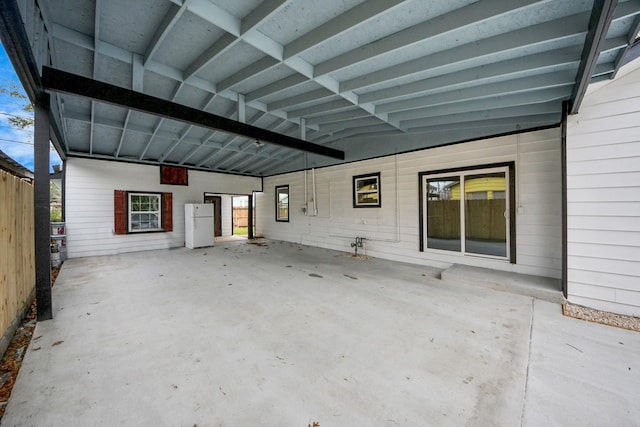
0, 170, 35, 347
233, 207, 249, 228
427, 199, 506, 240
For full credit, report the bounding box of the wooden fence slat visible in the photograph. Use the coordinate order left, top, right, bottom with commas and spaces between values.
233, 207, 249, 228
427, 199, 506, 241
0, 170, 35, 339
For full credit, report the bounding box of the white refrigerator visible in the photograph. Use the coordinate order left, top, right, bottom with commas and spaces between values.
184, 203, 215, 249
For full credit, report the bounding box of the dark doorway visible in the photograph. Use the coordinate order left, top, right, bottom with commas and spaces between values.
204, 195, 222, 236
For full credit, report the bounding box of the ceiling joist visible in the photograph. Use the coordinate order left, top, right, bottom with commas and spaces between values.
41, 66, 345, 160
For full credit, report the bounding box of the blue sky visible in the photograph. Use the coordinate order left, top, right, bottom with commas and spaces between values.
0, 42, 61, 172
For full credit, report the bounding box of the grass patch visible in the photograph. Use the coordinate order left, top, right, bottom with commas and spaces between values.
233, 227, 248, 236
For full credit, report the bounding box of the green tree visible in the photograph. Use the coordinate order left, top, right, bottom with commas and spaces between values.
0, 82, 34, 129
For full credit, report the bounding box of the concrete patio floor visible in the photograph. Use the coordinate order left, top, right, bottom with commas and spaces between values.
2, 240, 639, 426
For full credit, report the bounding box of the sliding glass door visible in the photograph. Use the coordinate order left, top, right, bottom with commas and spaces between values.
424, 166, 509, 259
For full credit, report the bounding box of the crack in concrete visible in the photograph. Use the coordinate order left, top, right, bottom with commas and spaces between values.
519, 298, 535, 427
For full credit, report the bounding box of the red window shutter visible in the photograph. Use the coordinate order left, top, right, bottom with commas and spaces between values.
162, 192, 173, 232
114, 190, 127, 234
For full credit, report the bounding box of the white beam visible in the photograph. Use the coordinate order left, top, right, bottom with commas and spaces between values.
217, 56, 279, 92
245, 73, 307, 102
183, 33, 237, 80
287, 99, 354, 118
144, 0, 192, 66
132, 53, 144, 92
241, 0, 289, 34
341, 13, 589, 93
283, 0, 405, 59
305, 108, 369, 126
268, 88, 335, 111
390, 89, 568, 123
376, 71, 576, 114
405, 114, 560, 134
359, 46, 581, 104
314, 0, 544, 77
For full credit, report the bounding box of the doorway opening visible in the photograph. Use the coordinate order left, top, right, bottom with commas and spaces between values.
204, 193, 255, 243
203, 194, 222, 237
232, 195, 251, 238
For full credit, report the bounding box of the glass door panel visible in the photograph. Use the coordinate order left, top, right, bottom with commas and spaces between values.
464, 172, 507, 257
426, 176, 461, 252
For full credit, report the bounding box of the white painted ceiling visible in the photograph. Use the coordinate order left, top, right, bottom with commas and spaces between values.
13, 0, 640, 175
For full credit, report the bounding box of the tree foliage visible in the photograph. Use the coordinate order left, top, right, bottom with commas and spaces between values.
0, 83, 34, 129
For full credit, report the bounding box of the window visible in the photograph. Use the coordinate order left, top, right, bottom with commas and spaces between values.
113, 190, 173, 234
275, 185, 289, 222
353, 172, 381, 208
129, 193, 162, 232
420, 164, 514, 261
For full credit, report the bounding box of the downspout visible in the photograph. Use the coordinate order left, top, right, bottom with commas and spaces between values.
304, 161, 308, 214
312, 167, 318, 216
561, 101, 569, 299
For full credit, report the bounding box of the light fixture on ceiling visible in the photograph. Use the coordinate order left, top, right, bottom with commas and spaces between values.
254, 139, 264, 147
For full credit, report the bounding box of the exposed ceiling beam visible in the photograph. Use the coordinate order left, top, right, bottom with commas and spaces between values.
214, 119, 288, 171
64, 108, 207, 145
399, 102, 560, 130
139, 82, 185, 160
405, 114, 561, 135
245, 73, 307, 102
196, 111, 267, 167
176, 0, 405, 133
316, 117, 385, 136
66, 150, 260, 177
314, 0, 543, 78
216, 56, 279, 92
42, 66, 344, 160
283, 0, 405, 59
144, 0, 192, 67
340, 11, 591, 93
159, 92, 217, 162
93, 0, 101, 78
359, 46, 582, 105
305, 108, 369, 127
267, 88, 335, 111
49, 23, 292, 120
114, 110, 132, 158
390, 87, 570, 123
241, 0, 289, 35
611, 14, 640, 78
287, 99, 354, 118
569, 0, 619, 114
0, 0, 70, 158
376, 71, 576, 115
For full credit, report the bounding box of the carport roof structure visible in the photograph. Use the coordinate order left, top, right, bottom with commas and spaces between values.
2, 0, 640, 176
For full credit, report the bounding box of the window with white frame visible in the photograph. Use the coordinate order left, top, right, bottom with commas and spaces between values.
353, 172, 381, 208
275, 185, 289, 222
128, 192, 162, 232
420, 164, 514, 261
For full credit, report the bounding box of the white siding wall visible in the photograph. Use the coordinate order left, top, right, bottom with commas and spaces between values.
65, 158, 261, 257
566, 64, 640, 316
221, 195, 232, 236
257, 129, 562, 278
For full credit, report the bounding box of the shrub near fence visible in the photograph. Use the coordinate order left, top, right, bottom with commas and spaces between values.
0, 170, 35, 353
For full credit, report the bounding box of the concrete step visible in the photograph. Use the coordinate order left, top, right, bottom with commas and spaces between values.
440, 264, 564, 304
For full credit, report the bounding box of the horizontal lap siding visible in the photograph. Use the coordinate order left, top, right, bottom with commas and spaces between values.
566, 64, 640, 316
257, 128, 561, 278
65, 158, 260, 258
